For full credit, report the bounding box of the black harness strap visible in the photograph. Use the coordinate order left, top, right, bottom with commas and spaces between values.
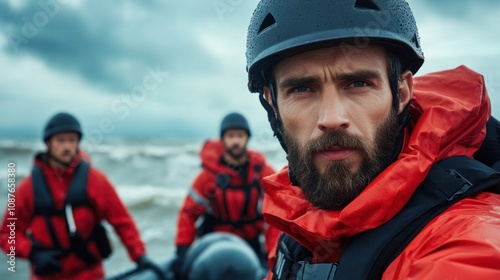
65, 161, 90, 207
273, 156, 500, 280
216, 173, 232, 221
336, 156, 500, 279
197, 164, 264, 237
211, 164, 263, 225
31, 160, 109, 266
32, 161, 91, 214
241, 164, 263, 217
31, 166, 64, 250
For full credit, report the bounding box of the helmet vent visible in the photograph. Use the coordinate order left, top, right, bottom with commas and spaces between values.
258, 13, 276, 34
354, 0, 380, 10
412, 33, 420, 49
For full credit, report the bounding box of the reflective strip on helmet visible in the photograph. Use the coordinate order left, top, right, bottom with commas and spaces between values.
188, 189, 209, 207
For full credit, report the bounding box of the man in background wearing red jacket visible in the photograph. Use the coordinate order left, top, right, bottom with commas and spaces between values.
0, 112, 158, 280
174, 112, 277, 273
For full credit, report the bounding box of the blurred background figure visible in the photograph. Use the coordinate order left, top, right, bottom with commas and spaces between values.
173, 112, 276, 277
0, 112, 159, 280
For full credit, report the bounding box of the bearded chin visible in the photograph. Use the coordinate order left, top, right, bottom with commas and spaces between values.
284, 110, 400, 210
228, 147, 246, 160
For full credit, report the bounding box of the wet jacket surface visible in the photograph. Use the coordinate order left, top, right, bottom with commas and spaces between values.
0, 152, 146, 280
263, 66, 500, 279
175, 139, 275, 250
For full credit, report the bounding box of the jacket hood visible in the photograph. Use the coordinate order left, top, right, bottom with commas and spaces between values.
34, 151, 83, 175
263, 65, 491, 256
199, 139, 266, 175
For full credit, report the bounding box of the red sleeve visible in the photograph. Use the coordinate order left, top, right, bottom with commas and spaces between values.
0, 176, 34, 259
262, 163, 276, 178
385, 194, 500, 279
175, 172, 211, 246
89, 168, 146, 262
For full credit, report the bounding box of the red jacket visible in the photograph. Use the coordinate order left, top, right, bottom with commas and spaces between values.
263, 66, 500, 279
0, 152, 146, 280
175, 140, 275, 251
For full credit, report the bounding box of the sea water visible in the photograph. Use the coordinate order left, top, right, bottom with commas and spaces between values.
0, 137, 286, 279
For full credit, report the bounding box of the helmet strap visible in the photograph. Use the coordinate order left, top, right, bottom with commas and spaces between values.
259, 82, 289, 154
259, 82, 301, 186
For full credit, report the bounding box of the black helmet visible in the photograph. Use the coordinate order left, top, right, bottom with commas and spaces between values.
220, 112, 251, 138
180, 233, 263, 280
43, 112, 83, 141
246, 0, 424, 93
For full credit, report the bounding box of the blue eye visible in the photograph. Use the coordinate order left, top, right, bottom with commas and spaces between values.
292, 86, 310, 93
352, 81, 368, 87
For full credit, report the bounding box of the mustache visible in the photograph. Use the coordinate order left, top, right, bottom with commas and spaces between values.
230, 144, 243, 150
304, 130, 368, 154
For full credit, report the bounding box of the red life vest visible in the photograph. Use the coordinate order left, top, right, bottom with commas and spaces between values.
196, 140, 265, 241
30, 159, 111, 269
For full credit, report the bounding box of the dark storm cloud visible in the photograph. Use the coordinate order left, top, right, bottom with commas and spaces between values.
0, 0, 498, 138
0, 0, 264, 138
0, 0, 231, 93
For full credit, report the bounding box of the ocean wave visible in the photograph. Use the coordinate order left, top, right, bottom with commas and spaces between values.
116, 185, 187, 211
83, 141, 202, 161
0, 139, 43, 153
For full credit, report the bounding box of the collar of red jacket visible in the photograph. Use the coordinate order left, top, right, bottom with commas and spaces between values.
34, 150, 83, 178
200, 139, 264, 175
262, 65, 491, 257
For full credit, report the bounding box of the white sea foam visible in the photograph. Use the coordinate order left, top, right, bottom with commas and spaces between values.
116, 184, 187, 209
0, 136, 287, 278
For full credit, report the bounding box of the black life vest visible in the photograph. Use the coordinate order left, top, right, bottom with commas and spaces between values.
31, 160, 112, 267
197, 163, 264, 236
272, 155, 500, 280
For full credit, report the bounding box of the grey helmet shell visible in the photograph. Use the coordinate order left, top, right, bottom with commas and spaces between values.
246, 0, 424, 93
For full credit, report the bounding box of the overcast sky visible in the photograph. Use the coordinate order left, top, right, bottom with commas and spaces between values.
1, 0, 499, 140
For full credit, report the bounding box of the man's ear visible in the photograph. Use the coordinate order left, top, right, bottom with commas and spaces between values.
263, 87, 278, 117
397, 70, 413, 114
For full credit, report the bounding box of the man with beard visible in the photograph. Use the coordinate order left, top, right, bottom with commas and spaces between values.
0, 112, 160, 280
173, 112, 276, 274
245, 0, 500, 279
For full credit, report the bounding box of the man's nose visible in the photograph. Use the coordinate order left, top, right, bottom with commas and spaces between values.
317, 88, 350, 132
62, 140, 74, 149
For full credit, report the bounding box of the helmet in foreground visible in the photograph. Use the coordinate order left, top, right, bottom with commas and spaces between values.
245, 0, 424, 152
180, 233, 263, 280
246, 0, 424, 93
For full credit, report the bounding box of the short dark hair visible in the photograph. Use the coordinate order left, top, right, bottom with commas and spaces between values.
385, 48, 405, 111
